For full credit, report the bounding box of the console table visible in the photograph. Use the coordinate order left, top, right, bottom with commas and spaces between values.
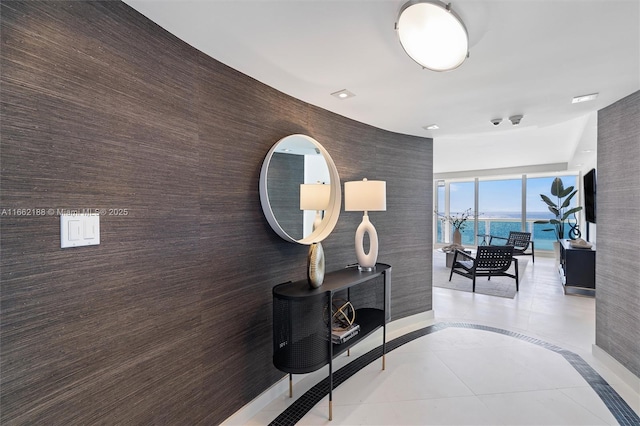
559, 239, 595, 295
272, 263, 391, 420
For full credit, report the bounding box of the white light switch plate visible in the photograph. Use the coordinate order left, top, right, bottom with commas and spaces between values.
61, 213, 100, 248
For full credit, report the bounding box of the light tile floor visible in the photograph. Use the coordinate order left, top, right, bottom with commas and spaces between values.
245, 255, 640, 425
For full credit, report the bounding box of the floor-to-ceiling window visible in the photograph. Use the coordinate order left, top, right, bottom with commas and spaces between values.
478, 178, 522, 241
449, 181, 475, 245
435, 173, 580, 250
435, 181, 446, 243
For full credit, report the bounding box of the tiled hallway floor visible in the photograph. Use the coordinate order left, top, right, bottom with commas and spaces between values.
244, 256, 640, 425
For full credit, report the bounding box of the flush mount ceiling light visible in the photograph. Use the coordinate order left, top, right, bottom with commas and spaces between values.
396, 0, 469, 72
331, 89, 356, 100
423, 124, 439, 130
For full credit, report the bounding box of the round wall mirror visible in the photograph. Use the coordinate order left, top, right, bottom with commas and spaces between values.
259, 134, 341, 244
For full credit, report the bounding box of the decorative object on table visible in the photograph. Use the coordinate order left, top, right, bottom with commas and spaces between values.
323, 298, 359, 343
395, 0, 469, 72
331, 299, 355, 329
436, 207, 472, 251
452, 229, 462, 246
307, 242, 325, 288
568, 212, 582, 239
344, 178, 387, 271
534, 177, 583, 241
569, 238, 593, 249
331, 324, 360, 344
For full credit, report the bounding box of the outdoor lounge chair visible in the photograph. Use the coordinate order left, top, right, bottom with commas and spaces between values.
449, 245, 519, 292
489, 231, 535, 263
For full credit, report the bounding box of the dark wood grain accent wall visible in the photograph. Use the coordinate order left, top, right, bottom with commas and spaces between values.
0, 2, 433, 424
596, 90, 640, 378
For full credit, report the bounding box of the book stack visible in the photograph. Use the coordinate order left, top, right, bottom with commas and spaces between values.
331, 324, 360, 344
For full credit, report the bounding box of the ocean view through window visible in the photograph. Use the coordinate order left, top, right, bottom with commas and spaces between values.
435, 174, 580, 250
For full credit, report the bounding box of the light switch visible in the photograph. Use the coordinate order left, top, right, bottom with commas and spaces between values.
61, 213, 100, 248
68, 220, 82, 241
84, 219, 96, 239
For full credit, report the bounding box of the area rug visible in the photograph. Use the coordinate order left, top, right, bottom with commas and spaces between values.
433, 252, 528, 298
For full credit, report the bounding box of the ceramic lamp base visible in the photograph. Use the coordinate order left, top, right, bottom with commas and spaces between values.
354, 213, 378, 269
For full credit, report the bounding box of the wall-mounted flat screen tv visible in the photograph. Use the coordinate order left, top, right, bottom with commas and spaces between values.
584, 168, 596, 223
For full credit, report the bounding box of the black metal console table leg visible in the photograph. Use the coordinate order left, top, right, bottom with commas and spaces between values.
328, 293, 334, 421
381, 275, 386, 370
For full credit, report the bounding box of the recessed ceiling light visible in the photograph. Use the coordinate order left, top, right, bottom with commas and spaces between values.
331, 89, 355, 100
423, 124, 439, 130
581, 149, 594, 153
572, 93, 599, 104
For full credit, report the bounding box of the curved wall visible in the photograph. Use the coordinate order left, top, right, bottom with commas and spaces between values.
0, 2, 433, 423
596, 90, 640, 379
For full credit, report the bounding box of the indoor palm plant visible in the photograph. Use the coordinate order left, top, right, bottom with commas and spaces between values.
535, 177, 582, 241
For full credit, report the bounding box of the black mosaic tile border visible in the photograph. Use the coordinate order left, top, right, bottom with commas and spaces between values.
268, 322, 639, 425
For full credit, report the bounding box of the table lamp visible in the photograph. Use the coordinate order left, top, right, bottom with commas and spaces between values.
344, 178, 386, 271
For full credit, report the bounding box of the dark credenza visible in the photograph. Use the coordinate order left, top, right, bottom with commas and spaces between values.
559, 239, 595, 294
272, 263, 391, 420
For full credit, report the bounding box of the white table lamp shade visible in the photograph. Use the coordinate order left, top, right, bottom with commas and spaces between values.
300, 183, 331, 211
344, 179, 386, 212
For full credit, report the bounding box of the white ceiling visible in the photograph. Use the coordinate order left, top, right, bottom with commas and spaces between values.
124, 0, 639, 174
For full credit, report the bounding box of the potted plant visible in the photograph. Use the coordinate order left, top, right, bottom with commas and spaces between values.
535, 177, 583, 241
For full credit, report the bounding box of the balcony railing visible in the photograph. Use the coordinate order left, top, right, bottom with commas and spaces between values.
436, 218, 575, 250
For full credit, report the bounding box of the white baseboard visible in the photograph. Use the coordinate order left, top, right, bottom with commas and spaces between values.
220, 372, 302, 426
220, 310, 435, 425
592, 344, 640, 393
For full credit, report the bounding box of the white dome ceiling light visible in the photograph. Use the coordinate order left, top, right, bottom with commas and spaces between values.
396, 1, 469, 72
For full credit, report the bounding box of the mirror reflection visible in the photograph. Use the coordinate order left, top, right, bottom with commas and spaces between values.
300, 181, 331, 236
266, 136, 330, 240
260, 134, 341, 244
